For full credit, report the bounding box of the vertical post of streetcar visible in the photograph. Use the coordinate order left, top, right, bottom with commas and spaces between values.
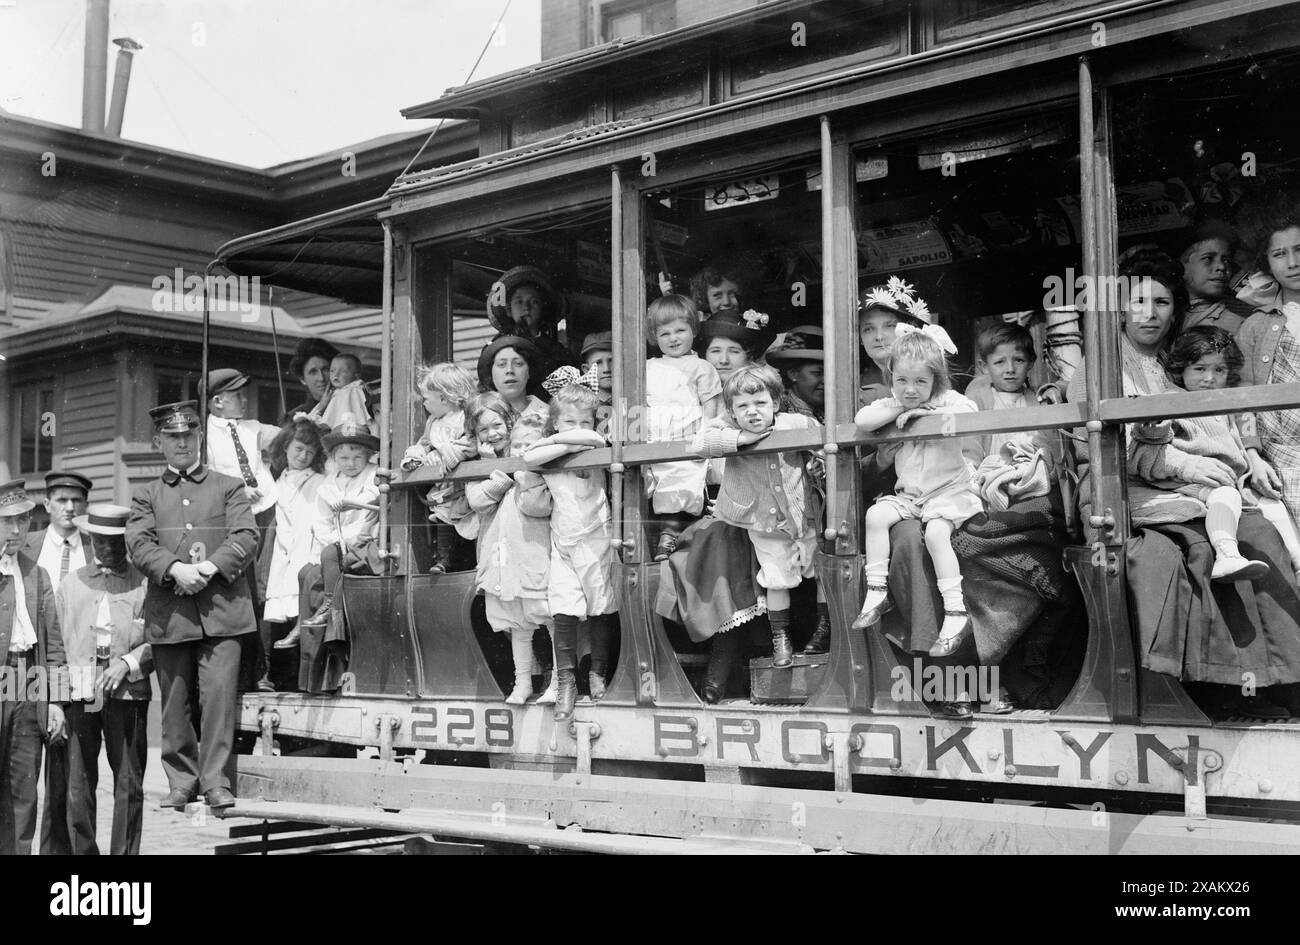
379, 221, 394, 567
609, 165, 627, 556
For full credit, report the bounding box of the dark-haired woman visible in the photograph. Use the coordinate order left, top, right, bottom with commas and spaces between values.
1067, 249, 1300, 719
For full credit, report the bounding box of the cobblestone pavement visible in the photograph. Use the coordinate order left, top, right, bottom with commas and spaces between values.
29, 746, 261, 856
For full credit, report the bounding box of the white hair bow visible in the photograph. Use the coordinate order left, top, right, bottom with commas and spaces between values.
894, 321, 958, 356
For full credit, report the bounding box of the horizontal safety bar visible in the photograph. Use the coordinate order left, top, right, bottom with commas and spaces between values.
391, 382, 1300, 487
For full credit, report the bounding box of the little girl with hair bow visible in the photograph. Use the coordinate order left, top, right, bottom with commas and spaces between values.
852, 313, 984, 661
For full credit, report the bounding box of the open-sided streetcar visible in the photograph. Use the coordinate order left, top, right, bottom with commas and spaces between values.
214, 0, 1300, 854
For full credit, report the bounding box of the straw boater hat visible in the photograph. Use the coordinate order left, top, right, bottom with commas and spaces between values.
698, 309, 777, 357
859, 276, 934, 326
321, 420, 380, 454
485, 266, 568, 336
0, 480, 35, 518
764, 325, 825, 367
72, 503, 130, 536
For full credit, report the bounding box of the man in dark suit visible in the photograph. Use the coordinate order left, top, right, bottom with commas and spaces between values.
125, 401, 258, 811
24, 470, 92, 856
0, 479, 68, 855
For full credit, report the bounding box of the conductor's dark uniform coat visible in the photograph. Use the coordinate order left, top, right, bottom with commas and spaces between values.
126, 461, 258, 798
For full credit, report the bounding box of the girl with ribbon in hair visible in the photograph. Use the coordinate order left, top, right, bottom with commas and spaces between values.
644, 294, 723, 561
524, 366, 620, 721
852, 322, 984, 659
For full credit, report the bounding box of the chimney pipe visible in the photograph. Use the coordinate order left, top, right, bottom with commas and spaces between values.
81, 0, 109, 133
106, 37, 143, 138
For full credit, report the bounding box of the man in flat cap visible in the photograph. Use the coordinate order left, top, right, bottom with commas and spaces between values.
206, 368, 282, 687
25, 470, 93, 595
0, 479, 67, 854
55, 504, 151, 854
23, 468, 92, 855
125, 401, 258, 811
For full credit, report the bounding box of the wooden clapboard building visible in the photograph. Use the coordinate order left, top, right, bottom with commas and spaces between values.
0, 110, 477, 507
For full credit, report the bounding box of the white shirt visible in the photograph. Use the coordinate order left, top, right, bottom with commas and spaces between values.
206, 415, 281, 514
37, 528, 87, 594
0, 554, 37, 652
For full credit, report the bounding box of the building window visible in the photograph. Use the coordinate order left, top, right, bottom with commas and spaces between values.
257, 384, 285, 424
14, 385, 54, 475
157, 370, 197, 407
601, 0, 675, 42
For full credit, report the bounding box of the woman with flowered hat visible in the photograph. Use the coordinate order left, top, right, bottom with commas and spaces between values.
858, 276, 934, 403
485, 265, 574, 377
697, 308, 776, 384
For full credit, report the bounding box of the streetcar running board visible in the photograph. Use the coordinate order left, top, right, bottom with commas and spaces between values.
234, 754, 1300, 854
225, 800, 807, 855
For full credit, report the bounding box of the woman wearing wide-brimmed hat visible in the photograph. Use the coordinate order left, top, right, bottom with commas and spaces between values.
766, 325, 825, 423
485, 266, 575, 377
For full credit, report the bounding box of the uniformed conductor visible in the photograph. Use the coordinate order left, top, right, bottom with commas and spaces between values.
125, 401, 258, 811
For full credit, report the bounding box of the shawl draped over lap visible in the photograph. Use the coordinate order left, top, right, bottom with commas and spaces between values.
884, 492, 1077, 667
655, 516, 764, 642
1067, 340, 1300, 685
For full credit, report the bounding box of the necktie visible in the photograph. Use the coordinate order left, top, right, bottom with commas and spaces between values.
59, 539, 71, 582
228, 422, 258, 487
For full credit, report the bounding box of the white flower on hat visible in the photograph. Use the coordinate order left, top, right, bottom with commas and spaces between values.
886, 275, 914, 297
864, 287, 898, 310
742, 309, 769, 329
903, 296, 931, 322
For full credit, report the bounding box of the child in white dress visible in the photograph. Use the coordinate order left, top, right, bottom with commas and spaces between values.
259, 420, 325, 676
467, 406, 554, 703
644, 294, 722, 560
852, 328, 984, 657
300, 353, 378, 437
524, 367, 620, 721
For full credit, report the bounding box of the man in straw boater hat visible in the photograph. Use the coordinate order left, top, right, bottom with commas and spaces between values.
125, 400, 258, 812
53, 503, 151, 854
0, 479, 68, 855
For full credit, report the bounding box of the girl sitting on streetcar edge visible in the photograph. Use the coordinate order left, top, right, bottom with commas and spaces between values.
465, 398, 556, 706
1155, 326, 1300, 583
691, 363, 823, 682
524, 367, 621, 722
644, 294, 723, 561
402, 361, 479, 574
852, 326, 984, 660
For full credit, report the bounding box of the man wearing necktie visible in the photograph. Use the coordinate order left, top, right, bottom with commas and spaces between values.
22, 469, 92, 855
0, 480, 68, 855
54, 504, 151, 854
126, 401, 258, 811
205, 369, 282, 689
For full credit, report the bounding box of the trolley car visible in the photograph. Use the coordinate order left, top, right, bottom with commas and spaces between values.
215, 0, 1300, 853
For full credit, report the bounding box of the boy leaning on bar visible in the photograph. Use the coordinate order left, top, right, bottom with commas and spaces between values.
125, 400, 259, 812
